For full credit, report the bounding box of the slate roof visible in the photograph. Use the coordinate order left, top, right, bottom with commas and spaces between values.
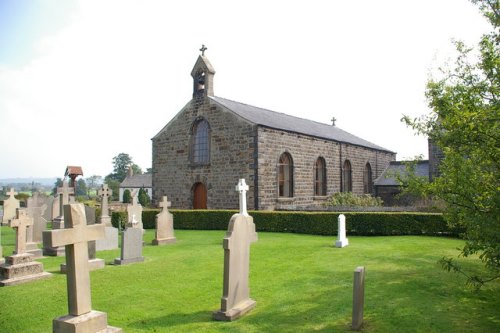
210, 96, 394, 153
374, 160, 429, 186
120, 174, 152, 188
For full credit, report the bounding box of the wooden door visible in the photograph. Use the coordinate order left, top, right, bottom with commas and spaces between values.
193, 182, 207, 209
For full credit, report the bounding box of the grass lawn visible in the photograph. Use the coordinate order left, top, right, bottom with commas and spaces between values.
0, 226, 498, 333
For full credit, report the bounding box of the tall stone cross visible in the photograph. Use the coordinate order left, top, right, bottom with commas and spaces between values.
236, 179, 249, 217
56, 180, 74, 218
43, 203, 104, 316
200, 44, 207, 56
9, 209, 33, 255
6, 187, 18, 198
159, 196, 171, 212
98, 184, 112, 217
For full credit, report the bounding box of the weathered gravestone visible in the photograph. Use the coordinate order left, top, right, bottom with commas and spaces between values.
352, 266, 366, 331
126, 190, 143, 230
2, 188, 20, 225
61, 206, 105, 273
27, 191, 53, 222
43, 203, 122, 332
43, 180, 74, 256
22, 206, 43, 259
95, 184, 118, 251
152, 196, 176, 245
213, 179, 258, 321
335, 214, 349, 248
0, 209, 51, 286
114, 214, 144, 265
26, 204, 48, 243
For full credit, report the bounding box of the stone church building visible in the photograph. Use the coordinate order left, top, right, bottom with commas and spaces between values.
152, 51, 396, 210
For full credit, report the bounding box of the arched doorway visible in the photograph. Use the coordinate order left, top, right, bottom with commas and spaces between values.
193, 182, 207, 209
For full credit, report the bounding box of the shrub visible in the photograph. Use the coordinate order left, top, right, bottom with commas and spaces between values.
325, 192, 383, 207
123, 190, 132, 204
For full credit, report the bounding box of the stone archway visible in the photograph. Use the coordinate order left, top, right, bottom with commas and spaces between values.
193, 182, 207, 209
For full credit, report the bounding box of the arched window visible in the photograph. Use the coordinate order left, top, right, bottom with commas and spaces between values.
278, 153, 293, 197
191, 118, 210, 164
314, 157, 327, 196
364, 163, 373, 194
342, 160, 352, 192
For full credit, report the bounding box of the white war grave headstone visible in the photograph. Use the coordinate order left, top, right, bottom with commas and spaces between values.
152, 196, 176, 245
114, 213, 145, 265
95, 184, 119, 251
126, 190, 143, 230
2, 188, 20, 225
43, 180, 74, 256
213, 179, 258, 321
335, 214, 349, 248
43, 203, 122, 332
0, 209, 51, 286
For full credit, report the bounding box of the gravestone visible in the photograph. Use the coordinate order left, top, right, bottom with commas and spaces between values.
43, 203, 122, 332
2, 188, 20, 225
152, 196, 176, 245
352, 266, 366, 331
126, 190, 143, 230
26, 205, 48, 243
95, 184, 119, 251
60, 206, 105, 273
335, 214, 349, 248
22, 207, 43, 259
43, 180, 74, 256
213, 179, 258, 321
0, 226, 3, 265
28, 191, 53, 222
114, 221, 144, 265
0, 209, 51, 286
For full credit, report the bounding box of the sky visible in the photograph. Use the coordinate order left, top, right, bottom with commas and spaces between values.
0, 0, 492, 179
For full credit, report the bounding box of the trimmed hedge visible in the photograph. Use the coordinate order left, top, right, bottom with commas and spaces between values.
111, 210, 458, 237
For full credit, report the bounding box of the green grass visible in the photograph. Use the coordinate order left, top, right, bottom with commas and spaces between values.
0, 227, 498, 332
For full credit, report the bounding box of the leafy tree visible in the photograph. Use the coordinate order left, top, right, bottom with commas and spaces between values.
75, 178, 87, 197
138, 187, 150, 207
51, 178, 63, 196
107, 153, 142, 183
402, 0, 499, 288
122, 189, 132, 204
85, 175, 102, 198
104, 176, 120, 201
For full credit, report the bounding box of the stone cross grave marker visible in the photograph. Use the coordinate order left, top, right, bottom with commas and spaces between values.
98, 184, 112, 225
96, 184, 119, 251
2, 188, 20, 225
236, 178, 249, 216
335, 214, 349, 248
152, 196, 176, 245
44, 180, 74, 256
9, 209, 32, 255
213, 179, 258, 321
43, 203, 121, 332
352, 266, 366, 331
126, 190, 143, 229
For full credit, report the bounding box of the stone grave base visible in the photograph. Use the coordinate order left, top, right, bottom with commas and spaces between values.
114, 256, 144, 265
335, 239, 349, 248
60, 259, 105, 273
213, 299, 256, 321
95, 227, 119, 251
53, 310, 122, 333
0, 253, 52, 286
152, 237, 176, 246
26, 242, 43, 259
43, 246, 65, 256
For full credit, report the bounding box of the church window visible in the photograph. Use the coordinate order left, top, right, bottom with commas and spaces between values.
278, 153, 293, 197
342, 160, 352, 192
314, 157, 327, 196
191, 118, 210, 164
363, 163, 373, 194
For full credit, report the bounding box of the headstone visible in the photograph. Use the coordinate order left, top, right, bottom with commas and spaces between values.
43, 203, 122, 332
21, 207, 43, 259
26, 205, 48, 243
0, 209, 51, 286
352, 266, 366, 331
2, 188, 20, 225
152, 196, 176, 245
43, 180, 74, 256
28, 191, 53, 224
213, 179, 258, 321
335, 214, 349, 248
126, 190, 143, 229
0, 226, 3, 265
60, 206, 105, 273
114, 224, 144, 265
95, 184, 119, 251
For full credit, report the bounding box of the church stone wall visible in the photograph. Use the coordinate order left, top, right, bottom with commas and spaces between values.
152, 98, 257, 209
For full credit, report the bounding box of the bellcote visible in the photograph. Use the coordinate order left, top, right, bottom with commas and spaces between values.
191, 45, 216, 98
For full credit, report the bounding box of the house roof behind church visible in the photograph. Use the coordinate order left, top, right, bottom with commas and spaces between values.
120, 174, 152, 188
374, 160, 429, 186
210, 96, 394, 153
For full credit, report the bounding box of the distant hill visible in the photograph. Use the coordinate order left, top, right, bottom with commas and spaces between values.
0, 178, 57, 186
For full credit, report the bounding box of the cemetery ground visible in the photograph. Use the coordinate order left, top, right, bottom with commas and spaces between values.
1, 227, 499, 333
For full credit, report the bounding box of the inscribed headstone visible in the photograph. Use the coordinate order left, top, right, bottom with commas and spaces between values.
335, 214, 349, 248
152, 196, 176, 245
2, 188, 20, 225
213, 179, 258, 321
43, 203, 122, 332
0, 208, 51, 286
114, 223, 144, 265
